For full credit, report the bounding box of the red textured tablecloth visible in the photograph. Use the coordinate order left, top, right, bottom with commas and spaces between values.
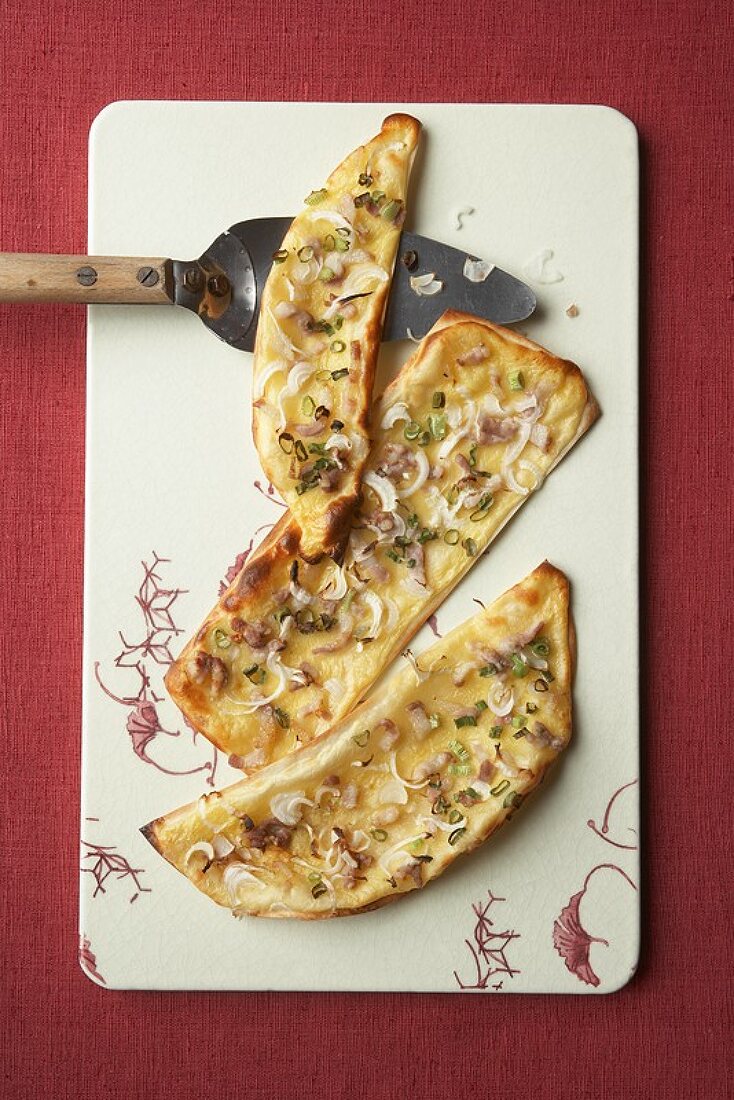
1, 2, 731, 1098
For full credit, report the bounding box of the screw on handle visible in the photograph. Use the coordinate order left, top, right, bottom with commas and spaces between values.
0, 254, 174, 304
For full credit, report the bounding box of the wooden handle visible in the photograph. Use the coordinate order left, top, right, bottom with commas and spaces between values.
0, 253, 174, 304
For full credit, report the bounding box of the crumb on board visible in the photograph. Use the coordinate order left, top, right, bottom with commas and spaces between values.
566, 303, 579, 318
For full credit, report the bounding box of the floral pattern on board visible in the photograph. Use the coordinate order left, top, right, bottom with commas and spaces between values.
81, 838, 151, 904
95, 552, 219, 786
552, 776, 639, 988
79, 935, 106, 985
453, 889, 521, 991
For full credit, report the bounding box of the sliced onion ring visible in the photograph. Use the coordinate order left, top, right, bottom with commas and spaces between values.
463, 256, 494, 283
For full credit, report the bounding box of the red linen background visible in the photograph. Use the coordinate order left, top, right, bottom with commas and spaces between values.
0, 1, 731, 1098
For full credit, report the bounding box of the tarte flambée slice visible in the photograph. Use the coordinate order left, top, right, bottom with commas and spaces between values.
166, 312, 598, 771
144, 563, 573, 919
253, 113, 421, 562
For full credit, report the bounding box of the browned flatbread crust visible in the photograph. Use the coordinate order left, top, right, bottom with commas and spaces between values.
252, 113, 421, 562
166, 312, 598, 771
145, 563, 573, 919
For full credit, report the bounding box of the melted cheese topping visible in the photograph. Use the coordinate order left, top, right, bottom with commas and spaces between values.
166, 314, 597, 769
145, 563, 572, 918
252, 115, 420, 560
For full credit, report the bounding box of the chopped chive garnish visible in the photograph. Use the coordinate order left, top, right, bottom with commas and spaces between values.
475, 700, 488, 711
465, 788, 480, 800
244, 664, 266, 685
462, 537, 478, 557
444, 529, 460, 545
417, 528, 437, 544
319, 267, 337, 282
273, 707, 290, 729
314, 405, 330, 420
323, 233, 336, 252
490, 779, 511, 797
294, 440, 308, 462
534, 678, 549, 693
330, 419, 344, 431
449, 763, 472, 775
272, 248, 288, 263
526, 702, 538, 714
307, 871, 322, 884
297, 245, 314, 262
510, 653, 528, 677
531, 638, 550, 657
448, 827, 466, 846
358, 172, 373, 187
331, 368, 349, 381
418, 430, 432, 446
428, 413, 447, 440
429, 713, 441, 729
489, 725, 503, 739
371, 190, 385, 205
386, 549, 402, 563
470, 493, 494, 521
508, 369, 525, 391
330, 339, 346, 353
213, 628, 230, 649
336, 226, 350, 239
335, 236, 349, 252
278, 432, 294, 454
511, 715, 527, 728
304, 188, 327, 205
370, 828, 387, 841
301, 395, 316, 416
468, 444, 477, 468
448, 739, 470, 760
503, 791, 523, 809
404, 420, 422, 441
454, 714, 477, 729
542, 669, 555, 683
352, 730, 370, 748
382, 199, 402, 221
479, 664, 498, 677
311, 881, 328, 898
448, 810, 463, 824
432, 390, 446, 408
401, 250, 418, 270
354, 191, 371, 207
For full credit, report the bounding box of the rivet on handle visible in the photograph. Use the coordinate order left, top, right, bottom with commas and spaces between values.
136, 266, 160, 287
76, 266, 98, 287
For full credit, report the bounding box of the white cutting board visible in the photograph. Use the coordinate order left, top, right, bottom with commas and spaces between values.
80, 102, 639, 993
